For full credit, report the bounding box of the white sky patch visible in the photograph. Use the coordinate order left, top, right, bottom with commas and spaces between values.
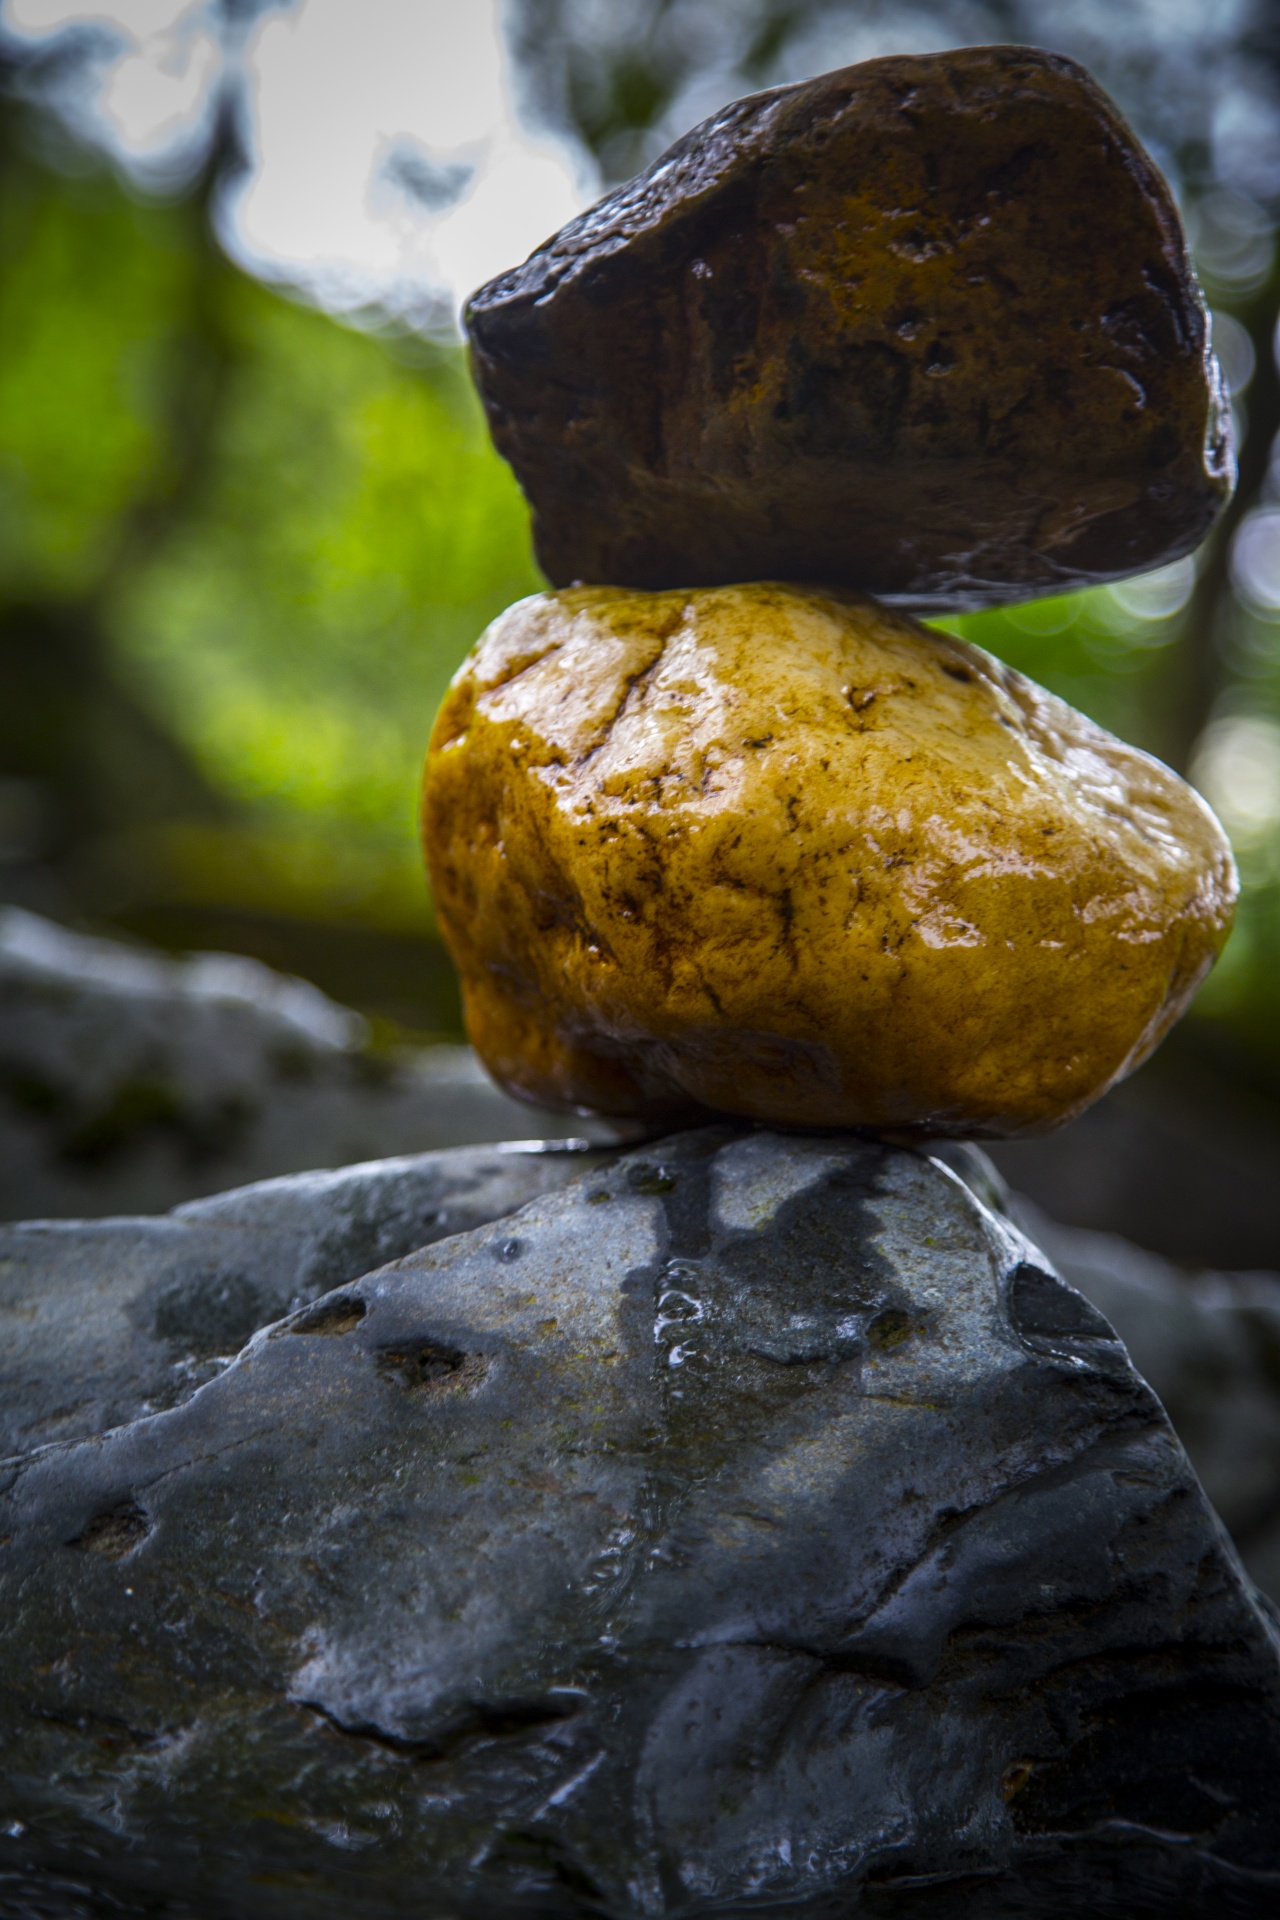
100, 17, 220, 154
233, 0, 586, 319
1107, 557, 1198, 624
8, 0, 192, 29
1232, 508, 1280, 616
2, 0, 590, 325
6, 0, 223, 164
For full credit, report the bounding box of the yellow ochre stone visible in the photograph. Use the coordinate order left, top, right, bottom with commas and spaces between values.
422, 584, 1236, 1136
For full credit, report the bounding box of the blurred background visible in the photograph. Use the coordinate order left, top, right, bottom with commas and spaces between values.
4, 0, 1280, 1261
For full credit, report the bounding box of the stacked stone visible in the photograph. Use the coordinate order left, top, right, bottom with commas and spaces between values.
427, 44, 1238, 1139
8, 48, 1280, 1920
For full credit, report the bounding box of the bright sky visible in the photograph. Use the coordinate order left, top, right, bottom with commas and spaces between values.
2, 0, 590, 323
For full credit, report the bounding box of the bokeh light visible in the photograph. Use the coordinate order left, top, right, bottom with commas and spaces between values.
1232, 510, 1280, 618
1108, 559, 1199, 625
1194, 714, 1280, 868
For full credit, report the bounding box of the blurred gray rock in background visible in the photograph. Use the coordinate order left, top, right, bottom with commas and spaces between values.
3, 1127, 1278, 1917
989, 1055, 1280, 1271
1022, 1199, 1280, 1604
0, 908, 613, 1220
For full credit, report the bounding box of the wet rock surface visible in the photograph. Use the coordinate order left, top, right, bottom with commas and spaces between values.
425, 585, 1234, 1136
0, 908, 604, 1220
468, 46, 1231, 611
0, 1140, 605, 1458
1022, 1197, 1280, 1606
3, 1128, 1279, 1917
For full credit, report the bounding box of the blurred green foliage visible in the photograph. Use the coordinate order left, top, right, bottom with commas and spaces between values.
1, 121, 540, 991
0, 161, 185, 590
117, 297, 541, 858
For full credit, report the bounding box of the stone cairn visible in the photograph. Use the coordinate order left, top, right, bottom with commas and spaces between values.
439, 45, 1237, 1139
5, 46, 1280, 1920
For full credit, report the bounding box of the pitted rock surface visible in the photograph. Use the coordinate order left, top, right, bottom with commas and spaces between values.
467, 47, 1231, 610
2, 1128, 1279, 1918
0, 1140, 604, 1457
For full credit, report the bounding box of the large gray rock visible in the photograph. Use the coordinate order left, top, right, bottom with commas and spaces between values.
0, 1140, 608, 1458
931, 1145, 1280, 1604
1021, 1198, 1280, 1606
3, 1127, 1278, 1917
0, 908, 611, 1220
988, 1055, 1280, 1272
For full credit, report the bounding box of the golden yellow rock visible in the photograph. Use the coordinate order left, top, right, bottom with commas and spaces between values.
422, 585, 1236, 1136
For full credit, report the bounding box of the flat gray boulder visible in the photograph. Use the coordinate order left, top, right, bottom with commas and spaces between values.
2, 1127, 1279, 1917
0, 1139, 606, 1458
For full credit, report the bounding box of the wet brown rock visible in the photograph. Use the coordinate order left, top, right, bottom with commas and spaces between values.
467, 46, 1232, 611
421, 584, 1236, 1135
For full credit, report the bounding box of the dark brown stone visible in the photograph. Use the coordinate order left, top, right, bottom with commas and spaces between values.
467, 46, 1233, 610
